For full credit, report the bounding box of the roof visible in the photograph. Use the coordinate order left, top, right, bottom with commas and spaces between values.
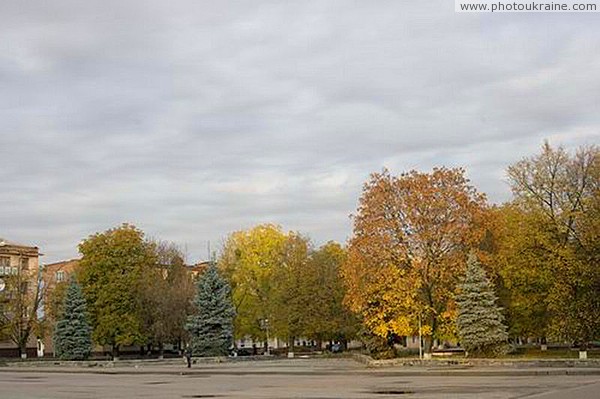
44, 259, 80, 275
45, 259, 80, 268
0, 238, 40, 256
0, 237, 38, 249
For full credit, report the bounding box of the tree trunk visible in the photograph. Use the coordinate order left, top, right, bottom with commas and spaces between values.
341, 338, 348, 351
424, 313, 437, 354
158, 342, 164, 360
19, 338, 28, 359
423, 336, 433, 354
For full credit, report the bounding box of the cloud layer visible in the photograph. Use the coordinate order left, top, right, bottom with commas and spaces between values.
1, 1, 598, 263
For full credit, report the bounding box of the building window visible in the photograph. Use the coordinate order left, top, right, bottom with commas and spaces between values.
20, 257, 29, 270
56, 270, 66, 282
0, 257, 9, 275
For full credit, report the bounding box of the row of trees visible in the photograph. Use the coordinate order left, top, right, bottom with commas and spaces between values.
52, 226, 196, 358
35, 223, 357, 360
52, 259, 235, 360
219, 225, 359, 349
6, 141, 596, 359
343, 143, 599, 354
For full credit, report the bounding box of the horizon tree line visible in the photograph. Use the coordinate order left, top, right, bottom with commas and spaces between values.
3, 142, 597, 358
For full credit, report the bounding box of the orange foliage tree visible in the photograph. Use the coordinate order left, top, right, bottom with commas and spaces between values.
343, 168, 489, 352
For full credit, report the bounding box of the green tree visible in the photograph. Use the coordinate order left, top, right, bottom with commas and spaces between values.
507, 143, 600, 345
78, 224, 155, 358
490, 205, 553, 341
52, 279, 92, 360
456, 254, 508, 357
270, 232, 311, 349
186, 263, 235, 356
301, 242, 359, 347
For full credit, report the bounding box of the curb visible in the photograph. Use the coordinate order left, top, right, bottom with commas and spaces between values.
1, 368, 600, 377
352, 353, 600, 368
2, 366, 600, 377
0, 354, 277, 369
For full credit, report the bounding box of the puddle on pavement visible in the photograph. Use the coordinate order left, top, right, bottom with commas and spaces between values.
371, 389, 415, 395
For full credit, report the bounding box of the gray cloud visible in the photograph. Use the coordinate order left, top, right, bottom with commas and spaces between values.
1, 1, 598, 263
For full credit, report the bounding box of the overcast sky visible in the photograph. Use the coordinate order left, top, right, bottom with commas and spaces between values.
1, 1, 598, 263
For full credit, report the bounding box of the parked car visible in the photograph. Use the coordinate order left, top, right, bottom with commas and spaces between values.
330, 343, 342, 353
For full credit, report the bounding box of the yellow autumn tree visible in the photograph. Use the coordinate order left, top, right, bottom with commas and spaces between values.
343, 168, 489, 352
218, 224, 288, 344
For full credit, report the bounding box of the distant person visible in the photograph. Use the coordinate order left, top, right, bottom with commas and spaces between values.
185, 347, 192, 368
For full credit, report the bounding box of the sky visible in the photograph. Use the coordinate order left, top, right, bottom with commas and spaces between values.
1, 1, 599, 264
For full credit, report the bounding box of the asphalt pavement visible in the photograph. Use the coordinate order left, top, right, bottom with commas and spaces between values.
1, 358, 599, 398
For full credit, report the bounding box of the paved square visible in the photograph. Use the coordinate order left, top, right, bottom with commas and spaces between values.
1, 359, 599, 398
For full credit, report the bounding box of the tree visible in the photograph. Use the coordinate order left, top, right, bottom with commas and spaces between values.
343, 168, 489, 352
138, 241, 194, 358
45, 281, 69, 330
52, 279, 92, 360
186, 263, 235, 356
0, 261, 44, 358
489, 205, 553, 341
270, 232, 311, 349
299, 242, 359, 347
507, 143, 600, 345
219, 224, 288, 342
78, 224, 155, 357
456, 254, 508, 357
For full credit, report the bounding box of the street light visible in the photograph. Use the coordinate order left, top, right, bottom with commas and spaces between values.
260, 318, 270, 355
418, 313, 423, 360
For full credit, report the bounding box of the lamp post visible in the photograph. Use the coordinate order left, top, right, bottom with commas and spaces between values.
418, 313, 423, 360
260, 318, 271, 355
265, 318, 270, 356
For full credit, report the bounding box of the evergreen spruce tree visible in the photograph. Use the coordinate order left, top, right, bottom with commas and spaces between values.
52, 279, 93, 360
456, 254, 508, 357
185, 263, 235, 356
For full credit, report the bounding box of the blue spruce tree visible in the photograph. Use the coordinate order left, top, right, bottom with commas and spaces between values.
186, 263, 235, 356
456, 254, 508, 357
52, 279, 93, 360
